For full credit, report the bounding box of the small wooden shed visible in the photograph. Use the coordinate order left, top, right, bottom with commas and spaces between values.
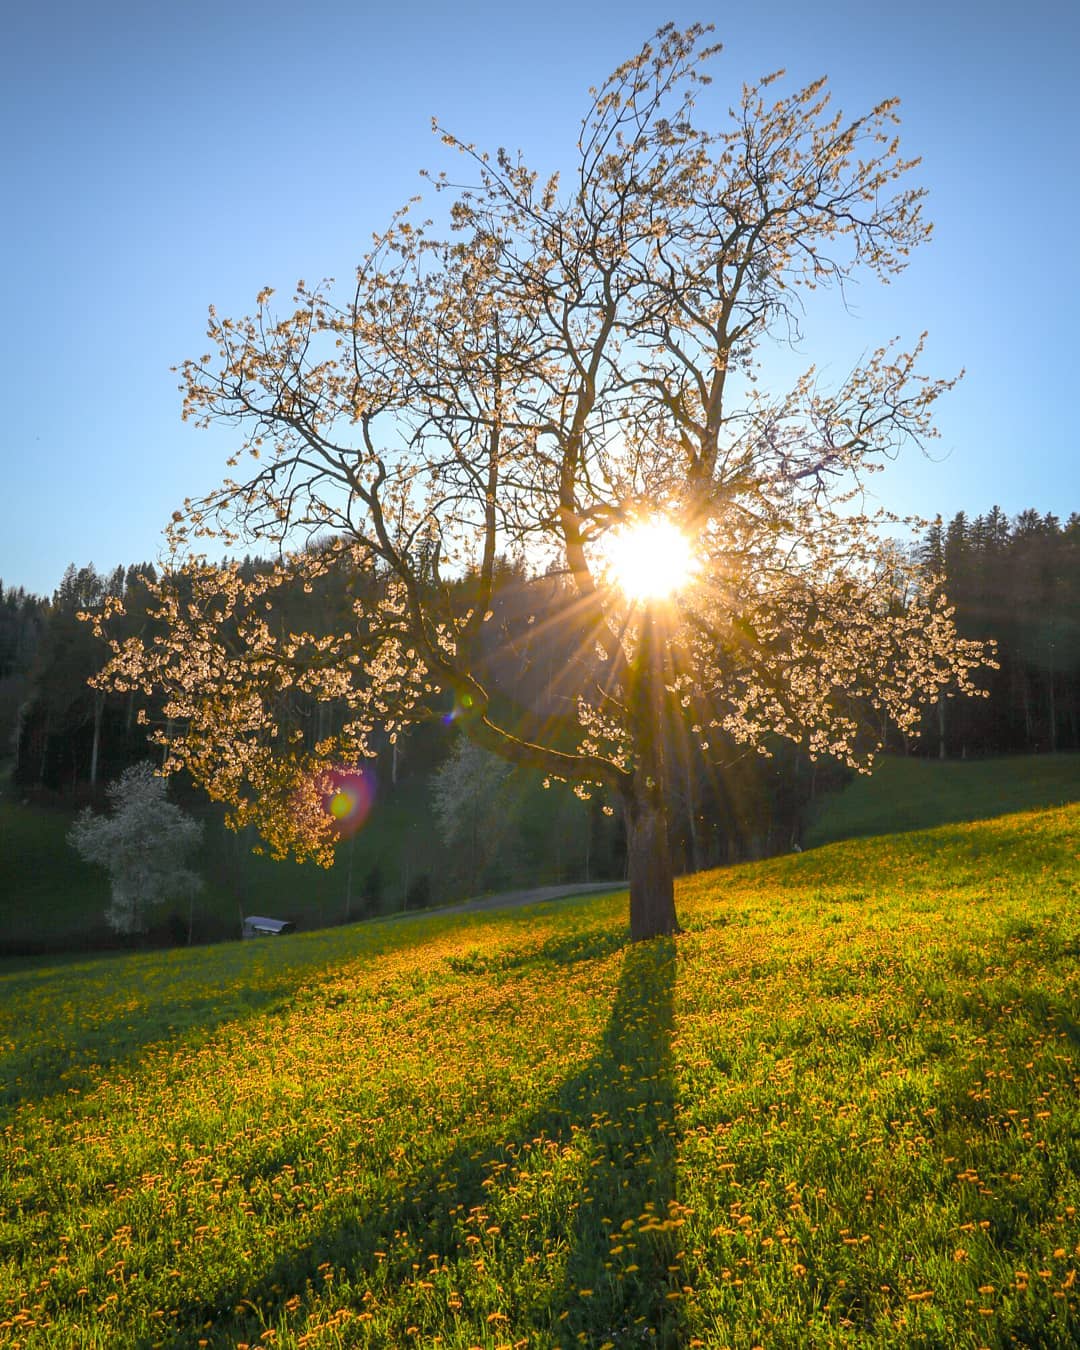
241, 915, 296, 939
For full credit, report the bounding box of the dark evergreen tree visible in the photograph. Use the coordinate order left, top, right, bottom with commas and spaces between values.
916, 508, 1079, 756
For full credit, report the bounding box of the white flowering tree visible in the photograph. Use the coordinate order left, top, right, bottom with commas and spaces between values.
92, 25, 989, 940
68, 763, 204, 938
431, 737, 514, 891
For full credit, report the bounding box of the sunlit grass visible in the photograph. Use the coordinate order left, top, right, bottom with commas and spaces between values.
2, 803, 1078, 1347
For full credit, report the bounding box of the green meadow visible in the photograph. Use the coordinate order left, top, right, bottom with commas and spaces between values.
3, 753, 1077, 956
805, 753, 1080, 847
2, 781, 1079, 1347
0, 768, 598, 955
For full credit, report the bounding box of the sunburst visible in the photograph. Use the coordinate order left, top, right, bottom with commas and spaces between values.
603, 516, 698, 601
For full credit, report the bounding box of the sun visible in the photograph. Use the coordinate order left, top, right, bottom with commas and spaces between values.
603, 515, 697, 601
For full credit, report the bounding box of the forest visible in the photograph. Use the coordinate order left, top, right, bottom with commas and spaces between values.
3, 504, 1078, 918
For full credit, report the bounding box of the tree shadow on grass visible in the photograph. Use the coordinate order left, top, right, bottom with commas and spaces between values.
554, 934, 683, 1346
140, 936, 680, 1348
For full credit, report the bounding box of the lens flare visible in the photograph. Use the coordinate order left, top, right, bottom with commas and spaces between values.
321, 767, 375, 837
442, 692, 476, 725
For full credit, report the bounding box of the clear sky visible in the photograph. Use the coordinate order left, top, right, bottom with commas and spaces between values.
3, 0, 1078, 598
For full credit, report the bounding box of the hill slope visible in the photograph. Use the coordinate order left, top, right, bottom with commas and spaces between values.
0, 768, 604, 955
1, 804, 1078, 1347
807, 751, 1080, 847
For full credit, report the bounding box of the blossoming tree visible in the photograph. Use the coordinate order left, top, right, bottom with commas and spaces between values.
68, 763, 203, 938
93, 25, 989, 939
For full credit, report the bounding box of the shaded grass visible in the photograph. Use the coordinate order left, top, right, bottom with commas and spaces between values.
0, 766, 601, 953
807, 752, 1080, 848
0, 778, 456, 953
1, 806, 1078, 1347
0, 799, 113, 949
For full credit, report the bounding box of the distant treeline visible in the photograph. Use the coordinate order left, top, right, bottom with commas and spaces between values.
3, 504, 1077, 880
917, 507, 1080, 757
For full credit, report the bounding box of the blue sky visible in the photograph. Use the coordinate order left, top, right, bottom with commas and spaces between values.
3, 0, 1078, 597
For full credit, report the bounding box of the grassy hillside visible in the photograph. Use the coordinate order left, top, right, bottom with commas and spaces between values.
0, 795, 115, 950
1, 802, 1078, 1347
0, 766, 602, 954
0, 780, 441, 952
6, 752, 1077, 956
807, 752, 1080, 848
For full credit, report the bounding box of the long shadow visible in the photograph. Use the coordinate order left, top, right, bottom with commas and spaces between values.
555, 935, 682, 1346
135, 935, 680, 1348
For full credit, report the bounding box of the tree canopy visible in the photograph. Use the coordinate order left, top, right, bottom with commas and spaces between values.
92, 24, 990, 938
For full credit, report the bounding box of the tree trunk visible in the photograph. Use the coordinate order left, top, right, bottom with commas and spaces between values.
681, 748, 701, 873
89, 692, 104, 786
624, 784, 678, 941
624, 603, 680, 941
39, 712, 50, 786
343, 829, 356, 921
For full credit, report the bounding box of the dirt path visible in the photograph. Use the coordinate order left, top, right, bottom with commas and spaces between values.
388, 880, 625, 922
